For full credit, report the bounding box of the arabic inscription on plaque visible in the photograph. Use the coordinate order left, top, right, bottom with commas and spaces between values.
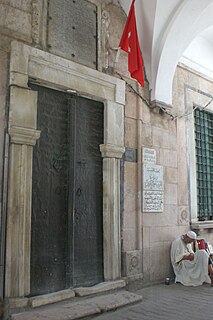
143, 164, 164, 212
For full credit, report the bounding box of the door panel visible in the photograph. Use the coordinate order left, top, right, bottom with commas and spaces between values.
73, 97, 103, 286
30, 86, 69, 295
30, 85, 103, 295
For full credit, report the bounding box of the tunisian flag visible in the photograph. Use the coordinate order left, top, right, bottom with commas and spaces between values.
119, 0, 144, 87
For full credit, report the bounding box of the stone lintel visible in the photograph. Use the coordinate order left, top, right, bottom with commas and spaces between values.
100, 144, 125, 159
10, 41, 125, 105
9, 126, 40, 146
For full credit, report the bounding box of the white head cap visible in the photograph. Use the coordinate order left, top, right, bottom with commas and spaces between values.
186, 231, 197, 240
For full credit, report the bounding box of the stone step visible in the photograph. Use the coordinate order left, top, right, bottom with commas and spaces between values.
11, 290, 143, 320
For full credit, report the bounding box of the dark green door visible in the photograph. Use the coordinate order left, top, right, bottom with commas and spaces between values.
30, 85, 104, 295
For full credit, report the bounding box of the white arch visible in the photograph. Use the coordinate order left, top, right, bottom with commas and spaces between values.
152, 0, 213, 105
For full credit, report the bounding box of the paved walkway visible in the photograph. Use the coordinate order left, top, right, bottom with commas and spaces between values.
10, 290, 142, 320
94, 282, 213, 320
10, 282, 213, 320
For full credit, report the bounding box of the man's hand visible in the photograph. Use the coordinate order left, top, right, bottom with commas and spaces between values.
182, 253, 194, 261
186, 253, 194, 261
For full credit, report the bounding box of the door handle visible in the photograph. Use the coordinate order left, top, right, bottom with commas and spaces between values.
76, 188, 81, 196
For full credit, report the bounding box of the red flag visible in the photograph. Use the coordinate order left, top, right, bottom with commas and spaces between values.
119, 0, 144, 87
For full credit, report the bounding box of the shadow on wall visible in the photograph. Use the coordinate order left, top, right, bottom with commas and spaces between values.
0, 298, 3, 320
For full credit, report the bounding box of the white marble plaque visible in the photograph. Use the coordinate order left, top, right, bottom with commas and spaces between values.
143, 164, 163, 190
142, 148, 156, 164
143, 191, 164, 212
143, 164, 164, 212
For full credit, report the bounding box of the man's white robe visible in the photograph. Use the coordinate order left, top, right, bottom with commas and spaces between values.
171, 237, 210, 286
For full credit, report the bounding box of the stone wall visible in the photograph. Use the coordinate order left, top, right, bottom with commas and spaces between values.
174, 64, 213, 243
1, 0, 213, 299
120, 60, 213, 284
121, 78, 189, 284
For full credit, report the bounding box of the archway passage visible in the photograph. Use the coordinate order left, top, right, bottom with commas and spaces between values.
30, 84, 104, 295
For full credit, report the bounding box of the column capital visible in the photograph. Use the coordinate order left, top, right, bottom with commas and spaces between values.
9, 126, 40, 146
100, 144, 125, 159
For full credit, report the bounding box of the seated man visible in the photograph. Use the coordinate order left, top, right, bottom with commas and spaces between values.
171, 231, 213, 286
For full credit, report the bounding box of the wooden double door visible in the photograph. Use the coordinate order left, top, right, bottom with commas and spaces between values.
30, 85, 104, 295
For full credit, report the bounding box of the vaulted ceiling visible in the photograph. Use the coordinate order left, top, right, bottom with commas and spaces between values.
119, 0, 213, 106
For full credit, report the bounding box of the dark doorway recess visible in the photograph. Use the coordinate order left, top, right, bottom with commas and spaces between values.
30, 84, 104, 295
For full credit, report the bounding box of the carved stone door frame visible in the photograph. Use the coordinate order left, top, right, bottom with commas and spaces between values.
5, 41, 125, 297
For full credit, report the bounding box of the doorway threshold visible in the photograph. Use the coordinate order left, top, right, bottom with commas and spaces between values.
74, 279, 126, 297
29, 289, 75, 308
11, 290, 143, 320
7, 280, 126, 311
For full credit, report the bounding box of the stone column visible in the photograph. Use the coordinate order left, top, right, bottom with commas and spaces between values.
100, 144, 125, 280
5, 87, 40, 297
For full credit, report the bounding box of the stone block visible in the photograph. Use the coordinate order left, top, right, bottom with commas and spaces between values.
164, 183, 178, 205
8, 298, 28, 308
105, 101, 124, 147
124, 163, 137, 198
29, 289, 75, 308
179, 178, 190, 205
125, 88, 138, 119
0, 34, 12, 52
177, 206, 189, 225
149, 226, 180, 243
168, 118, 177, 134
143, 227, 150, 249
5, 0, 32, 12
149, 242, 171, 281
159, 149, 177, 168
125, 117, 137, 148
177, 130, 189, 206
153, 127, 177, 150
11, 302, 100, 320
143, 212, 162, 227
122, 228, 136, 252
177, 117, 186, 147
123, 250, 142, 277
150, 112, 169, 130
9, 87, 38, 129
150, 244, 164, 281
96, 290, 142, 312
10, 72, 28, 88
0, 4, 31, 39
143, 205, 177, 227
163, 204, 178, 226
165, 167, 178, 184
142, 248, 150, 275
74, 280, 126, 297
141, 103, 151, 124
11, 291, 142, 320
141, 123, 152, 146
123, 209, 136, 229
